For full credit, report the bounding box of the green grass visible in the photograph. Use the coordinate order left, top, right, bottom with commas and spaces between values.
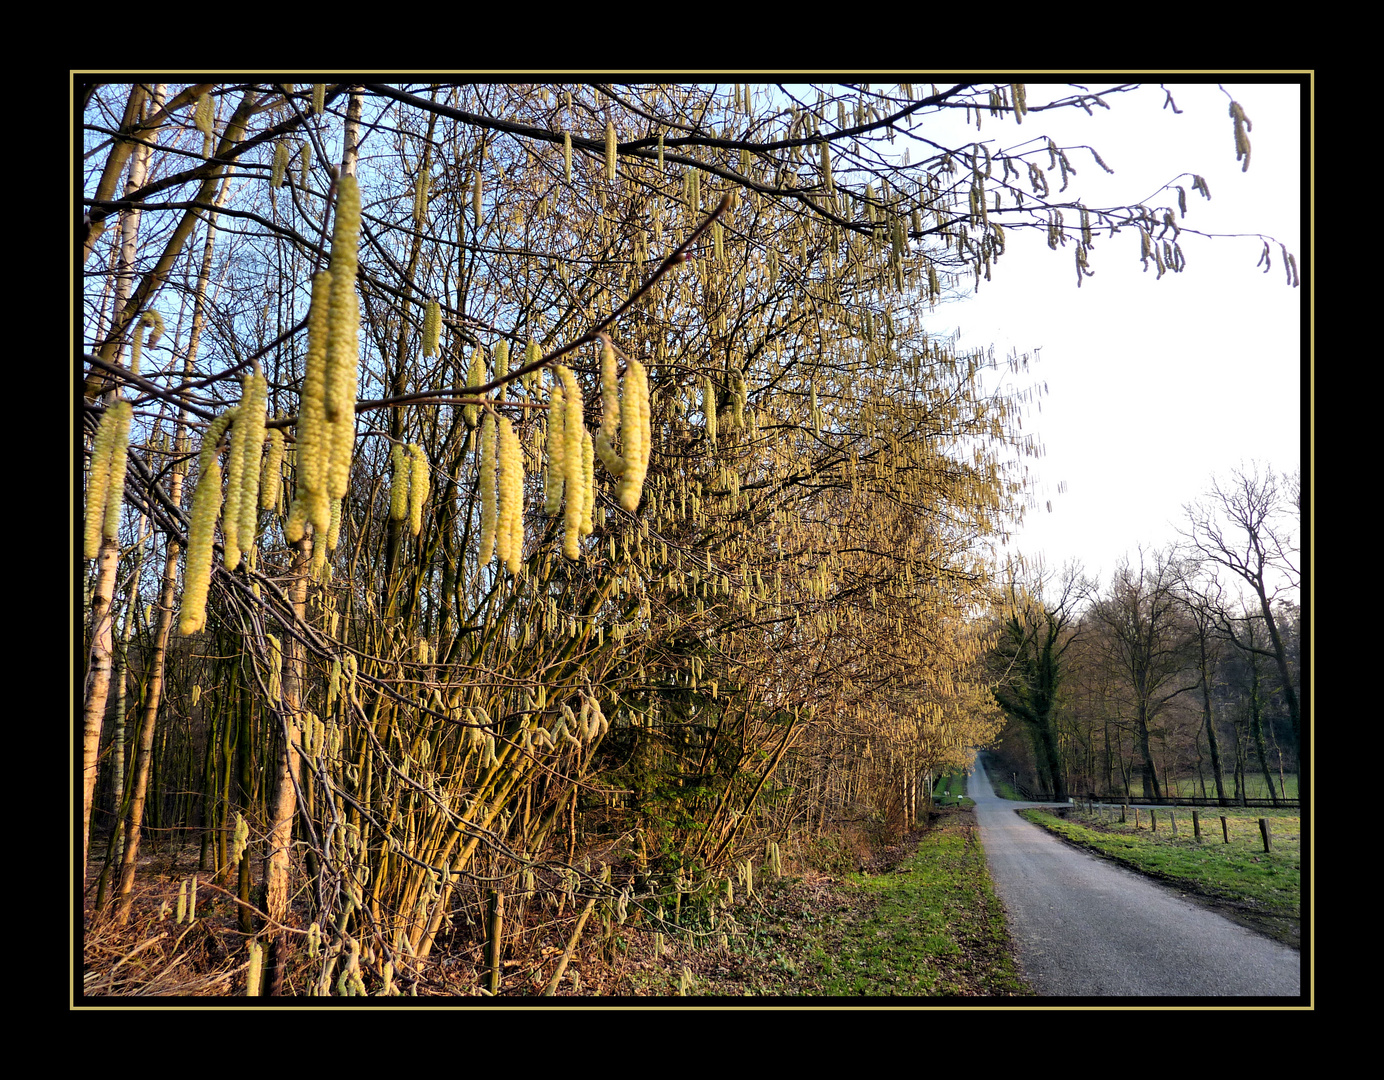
560, 808, 1040, 997
1019, 806, 1301, 947
808, 811, 1032, 996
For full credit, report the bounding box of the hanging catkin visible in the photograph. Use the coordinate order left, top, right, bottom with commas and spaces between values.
408, 443, 429, 537
495, 416, 524, 573
478, 413, 498, 564
552, 365, 588, 559
422, 299, 441, 356
544, 382, 566, 516
179, 409, 237, 635
464, 348, 487, 427
324, 175, 361, 501
223, 368, 267, 571
286, 270, 333, 542
389, 444, 410, 522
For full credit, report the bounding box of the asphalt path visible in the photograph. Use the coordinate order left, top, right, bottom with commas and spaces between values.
970, 757, 1302, 1000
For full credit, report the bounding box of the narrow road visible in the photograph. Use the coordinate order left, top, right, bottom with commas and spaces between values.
970, 758, 1302, 999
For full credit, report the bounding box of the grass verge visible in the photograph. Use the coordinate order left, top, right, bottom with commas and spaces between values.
1018, 807, 1300, 949
604, 807, 1033, 997
808, 807, 1030, 996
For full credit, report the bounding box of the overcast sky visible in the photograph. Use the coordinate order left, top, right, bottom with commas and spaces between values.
918, 79, 1304, 592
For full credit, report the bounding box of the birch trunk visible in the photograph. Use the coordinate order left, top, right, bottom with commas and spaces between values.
111, 140, 231, 923
83, 85, 163, 893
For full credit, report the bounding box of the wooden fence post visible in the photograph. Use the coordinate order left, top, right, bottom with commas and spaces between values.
1220, 816, 1230, 844
1259, 818, 1272, 853
1151, 809, 1157, 832
1192, 810, 1201, 842
1169, 811, 1177, 836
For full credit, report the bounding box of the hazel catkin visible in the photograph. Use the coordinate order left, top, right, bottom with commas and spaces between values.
544, 384, 566, 516
422, 299, 441, 357
179, 453, 222, 636
84, 403, 119, 560
495, 416, 524, 573
478, 412, 498, 565
389, 444, 409, 522
260, 427, 285, 511
324, 174, 360, 427
408, 443, 429, 537
288, 269, 334, 541
464, 348, 487, 427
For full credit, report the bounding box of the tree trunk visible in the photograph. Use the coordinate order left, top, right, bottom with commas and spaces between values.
1134, 702, 1162, 802
1255, 589, 1299, 753
262, 539, 311, 995
83, 539, 121, 895
112, 526, 182, 924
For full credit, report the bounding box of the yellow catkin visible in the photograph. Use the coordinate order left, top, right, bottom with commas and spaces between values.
222, 402, 248, 570
616, 359, 651, 513
580, 427, 595, 538
260, 427, 285, 511
703, 375, 717, 446
495, 415, 523, 572
472, 169, 483, 224
195, 92, 214, 136
494, 340, 510, 388
479, 412, 498, 564
464, 348, 487, 427
544, 384, 566, 516
422, 299, 441, 357
413, 171, 430, 225
408, 443, 429, 537
312, 84, 325, 116
84, 404, 119, 559
236, 371, 268, 564
223, 371, 267, 571
389, 444, 409, 522
179, 453, 222, 635
605, 120, 617, 181
271, 140, 289, 188
324, 175, 360, 426
128, 310, 163, 378
563, 130, 572, 183
555, 365, 586, 558
289, 269, 333, 540
594, 339, 627, 477
326, 496, 342, 552
325, 178, 361, 508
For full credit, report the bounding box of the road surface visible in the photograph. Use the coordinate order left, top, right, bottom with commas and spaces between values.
969, 758, 1302, 999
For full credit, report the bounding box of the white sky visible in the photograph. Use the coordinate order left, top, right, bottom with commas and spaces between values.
919, 80, 1304, 590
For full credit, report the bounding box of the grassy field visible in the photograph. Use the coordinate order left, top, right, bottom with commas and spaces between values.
1019, 806, 1301, 948
1096, 772, 1300, 801
931, 769, 973, 808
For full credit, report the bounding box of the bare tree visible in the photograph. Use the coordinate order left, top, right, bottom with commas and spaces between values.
1182, 462, 1300, 750
1174, 572, 1233, 805
1086, 548, 1201, 801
